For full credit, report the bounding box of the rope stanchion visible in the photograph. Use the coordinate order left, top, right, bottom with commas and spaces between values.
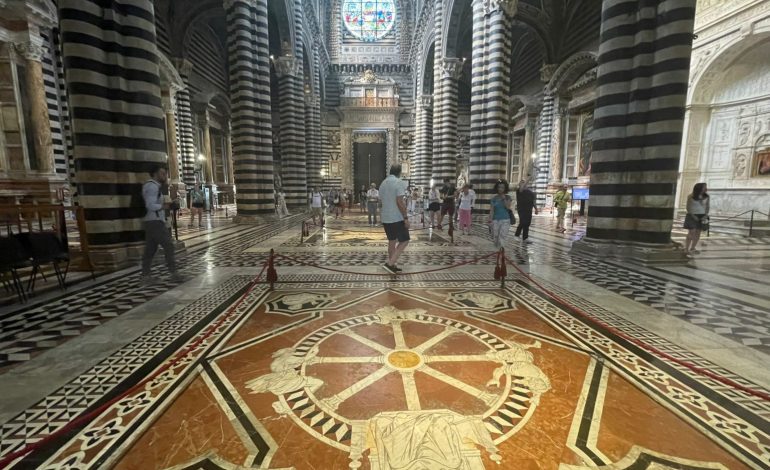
267, 249, 278, 290
273, 251, 499, 277
503, 256, 770, 402
0, 260, 271, 468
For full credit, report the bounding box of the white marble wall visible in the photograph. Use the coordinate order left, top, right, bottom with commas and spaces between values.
679, 0, 770, 215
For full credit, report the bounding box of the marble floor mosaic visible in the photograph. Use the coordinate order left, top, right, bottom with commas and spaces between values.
0, 211, 768, 469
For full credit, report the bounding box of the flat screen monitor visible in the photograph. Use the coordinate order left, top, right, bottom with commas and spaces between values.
572, 187, 589, 200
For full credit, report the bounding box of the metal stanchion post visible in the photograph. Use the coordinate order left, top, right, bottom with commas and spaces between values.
172, 209, 179, 241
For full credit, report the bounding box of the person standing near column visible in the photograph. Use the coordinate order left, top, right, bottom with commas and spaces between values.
366, 183, 380, 226
379, 164, 410, 274
458, 184, 475, 235
488, 181, 512, 250
309, 187, 324, 226
554, 184, 571, 233
189, 184, 205, 228
684, 182, 710, 256
437, 178, 458, 230
428, 184, 441, 228
142, 165, 182, 284
359, 185, 368, 212
515, 180, 538, 244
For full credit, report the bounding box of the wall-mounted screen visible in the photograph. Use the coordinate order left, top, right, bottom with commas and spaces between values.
572, 187, 589, 200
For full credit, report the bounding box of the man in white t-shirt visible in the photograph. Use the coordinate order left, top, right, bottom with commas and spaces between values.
379, 164, 409, 274
308, 187, 324, 225
366, 183, 380, 226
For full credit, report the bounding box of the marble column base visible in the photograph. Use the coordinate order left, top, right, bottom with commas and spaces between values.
233, 214, 282, 224
571, 237, 689, 265
89, 240, 187, 270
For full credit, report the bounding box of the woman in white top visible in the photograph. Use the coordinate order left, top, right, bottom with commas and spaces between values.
458, 184, 475, 235
428, 185, 441, 228
684, 182, 710, 256
366, 183, 380, 226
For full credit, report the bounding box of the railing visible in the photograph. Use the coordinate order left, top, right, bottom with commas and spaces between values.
0, 204, 94, 271
339, 97, 399, 107
694, 209, 770, 238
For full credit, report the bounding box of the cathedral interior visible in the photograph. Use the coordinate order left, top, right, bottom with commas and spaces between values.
0, 0, 769, 469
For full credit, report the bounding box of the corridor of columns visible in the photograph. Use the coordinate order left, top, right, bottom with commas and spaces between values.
0, 0, 768, 469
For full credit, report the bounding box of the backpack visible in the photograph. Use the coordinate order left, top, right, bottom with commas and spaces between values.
129, 180, 162, 219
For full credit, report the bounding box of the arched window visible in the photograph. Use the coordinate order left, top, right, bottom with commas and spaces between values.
342, 0, 396, 42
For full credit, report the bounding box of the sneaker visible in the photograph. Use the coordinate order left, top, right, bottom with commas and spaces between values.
523, 239, 534, 244
691, 249, 700, 254
381, 264, 398, 274
392, 265, 403, 272
514, 233, 520, 238
140, 275, 157, 286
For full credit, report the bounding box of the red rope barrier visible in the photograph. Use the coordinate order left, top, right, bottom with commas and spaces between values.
0, 261, 271, 468
273, 251, 499, 277
504, 256, 770, 402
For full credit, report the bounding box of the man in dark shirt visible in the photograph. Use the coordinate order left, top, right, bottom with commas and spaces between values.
437, 177, 457, 230
515, 180, 539, 243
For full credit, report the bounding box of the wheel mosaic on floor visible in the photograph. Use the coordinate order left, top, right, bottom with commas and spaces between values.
1, 212, 768, 469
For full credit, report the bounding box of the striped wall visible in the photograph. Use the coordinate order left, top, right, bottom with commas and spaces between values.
275, 0, 307, 207
51, 29, 76, 189
189, 28, 228, 94
534, 93, 554, 205
469, 0, 484, 204
226, 0, 275, 216
60, 0, 167, 246
413, 94, 433, 189
306, 47, 323, 191
175, 61, 197, 187
321, 125, 342, 191
39, 32, 67, 176
468, 1, 513, 210
585, 0, 696, 244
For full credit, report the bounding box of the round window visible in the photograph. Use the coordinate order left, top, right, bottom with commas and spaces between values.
342, 0, 396, 42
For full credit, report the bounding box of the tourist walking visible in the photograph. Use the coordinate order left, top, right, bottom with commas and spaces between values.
366, 183, 380, 226
554, 184, 571, 233
359, 185, 367, 212
276, 188, 289, 218
141, 165, 181, 284
428, 185, 441, 228
515, 180, 538, 244
458, 184, 475, 235
188, 184, 205, 228
379, 164, 410, 274
437, 178, 457, 230
328, 188, 340, 219
309, 187, 324, 226
684, 182, 710, 256
488, 180, 513, 250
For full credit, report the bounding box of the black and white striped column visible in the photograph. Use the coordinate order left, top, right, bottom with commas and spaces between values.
468, 0, 514, 210
413, 94, 433, 189
275, 55, 307, 207
306, 46, 323, 191
432, 57, 464, 182
583, 0, 696, 246
60, 0, 167, 249
534, 91, 555, 204
173, 59, 196, 188
226, 0, 276, 217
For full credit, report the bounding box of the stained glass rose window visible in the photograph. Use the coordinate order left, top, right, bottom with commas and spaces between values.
342, 0, 396, 42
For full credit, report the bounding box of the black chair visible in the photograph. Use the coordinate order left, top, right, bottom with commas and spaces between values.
14, 232, 70, 292
0, 236, 33, 302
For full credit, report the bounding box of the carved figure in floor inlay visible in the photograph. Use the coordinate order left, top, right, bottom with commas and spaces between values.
369, 305, 426, 325
359, 410, 501, 470
245, 347, 323, 397
452, 291, 509, 310
280, 292, 331, 311
485, 340, 550, 401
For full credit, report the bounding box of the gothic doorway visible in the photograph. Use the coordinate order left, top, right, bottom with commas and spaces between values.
354, 142, 387, 191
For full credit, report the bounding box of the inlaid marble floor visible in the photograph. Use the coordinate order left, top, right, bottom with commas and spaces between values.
0, 211, 768, 469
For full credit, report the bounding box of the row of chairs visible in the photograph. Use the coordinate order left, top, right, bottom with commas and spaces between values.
0, 232, 70, 303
